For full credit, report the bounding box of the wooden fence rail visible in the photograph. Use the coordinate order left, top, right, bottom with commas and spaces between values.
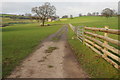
69, 24, 120, 69
84, 27, 120, 35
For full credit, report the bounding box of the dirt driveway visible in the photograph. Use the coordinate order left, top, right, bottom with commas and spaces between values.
8, 25, 89, 78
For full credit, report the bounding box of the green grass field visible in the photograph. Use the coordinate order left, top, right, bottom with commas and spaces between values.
48, 16, 118, 28
2, 23, 61, 77
1, 14, 32, 27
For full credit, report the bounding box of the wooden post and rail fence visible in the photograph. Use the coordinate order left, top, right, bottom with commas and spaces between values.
69, 24, 120, 69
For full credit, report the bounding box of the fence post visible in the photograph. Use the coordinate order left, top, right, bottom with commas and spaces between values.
93, 26, 96, 47
82, 26, 85, 44
74, 26, 77, 39
103, 26, 109, 58
77, 26, 79, 38
76, 26, 79, 38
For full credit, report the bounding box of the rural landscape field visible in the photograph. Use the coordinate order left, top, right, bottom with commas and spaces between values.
1, 0, 120, 79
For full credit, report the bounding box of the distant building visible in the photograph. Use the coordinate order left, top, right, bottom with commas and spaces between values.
48, 18, 52, 22
48, 16, 59, 22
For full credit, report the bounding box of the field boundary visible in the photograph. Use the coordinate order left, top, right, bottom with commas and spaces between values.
69, 24, 120, 69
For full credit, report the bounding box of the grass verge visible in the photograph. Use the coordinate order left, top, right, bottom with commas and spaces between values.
67, 26, 120, 78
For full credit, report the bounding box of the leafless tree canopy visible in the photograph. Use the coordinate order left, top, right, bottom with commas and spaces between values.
79, 13, 82, 17
32, 2, 56, 26
70, 15, 73, 19
87, 13, 92, 16
101, 8, 114, 18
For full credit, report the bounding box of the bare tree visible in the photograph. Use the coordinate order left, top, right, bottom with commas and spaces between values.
112, 9, 118, 16
96, 12, 99, 16
101, 8, 114, 18
92, 12, 96, 16
87, 13, 92, 16
79, 13, 82, 17
70, 15, 73, 19
32, 2, 56, 26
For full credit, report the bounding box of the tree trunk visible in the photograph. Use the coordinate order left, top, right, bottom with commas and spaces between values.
42, 19, 45, 26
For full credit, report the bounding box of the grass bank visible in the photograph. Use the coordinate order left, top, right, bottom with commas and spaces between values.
67, 26, 120, 78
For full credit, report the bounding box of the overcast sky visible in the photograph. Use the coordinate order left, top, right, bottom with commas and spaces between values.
1, 0, 120, 2
1, 0, 119, 17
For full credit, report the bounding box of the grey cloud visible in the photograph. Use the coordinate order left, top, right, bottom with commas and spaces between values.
1, 2, 118, 17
